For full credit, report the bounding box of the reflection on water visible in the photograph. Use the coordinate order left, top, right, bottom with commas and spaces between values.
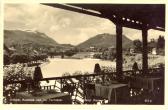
41, 58, 116, 78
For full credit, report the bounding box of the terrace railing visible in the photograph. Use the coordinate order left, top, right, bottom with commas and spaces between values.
3, 67, 164, 104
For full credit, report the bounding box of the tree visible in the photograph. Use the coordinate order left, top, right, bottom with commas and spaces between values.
157, 35, 165, 49
11, 54, 29, 64
4, 54, 10, 65
148, 39, 156, 52
64, 49, 77, 57
133, 39, 142, 53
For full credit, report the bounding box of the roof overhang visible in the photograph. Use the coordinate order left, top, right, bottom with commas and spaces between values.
44, 4, 165, 31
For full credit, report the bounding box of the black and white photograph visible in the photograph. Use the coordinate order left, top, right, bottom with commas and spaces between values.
3, 3, 165, 105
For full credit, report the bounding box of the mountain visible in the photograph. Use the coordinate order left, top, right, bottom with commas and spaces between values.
77, 33, 133, 49
4, 30, 59, 47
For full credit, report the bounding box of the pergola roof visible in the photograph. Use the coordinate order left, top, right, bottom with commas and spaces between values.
44, 4, 165, 31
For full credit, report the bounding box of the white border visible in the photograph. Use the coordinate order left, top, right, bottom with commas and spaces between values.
0, 0, 167, 110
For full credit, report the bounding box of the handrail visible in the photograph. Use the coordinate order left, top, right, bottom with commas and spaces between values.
3, 67, 162, 85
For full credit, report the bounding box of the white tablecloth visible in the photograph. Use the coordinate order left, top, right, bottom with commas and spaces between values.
95, 84, 128, 103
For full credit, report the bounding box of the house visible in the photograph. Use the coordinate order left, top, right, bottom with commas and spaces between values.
129, 48, 134, 54
152, 48, 157, 55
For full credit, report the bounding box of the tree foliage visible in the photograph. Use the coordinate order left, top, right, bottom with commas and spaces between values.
4, 54, 10, 65
11, 54, 29, 64
64, 50, 77, 57
133, 39, 142, 53
157, 35, 165, 49
4, 53, 48, 65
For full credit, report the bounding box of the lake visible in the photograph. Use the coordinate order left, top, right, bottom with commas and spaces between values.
41, 58, 116, 78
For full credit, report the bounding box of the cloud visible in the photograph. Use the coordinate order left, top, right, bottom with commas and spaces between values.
123, 28, 165, 41
57, 17, 71, 28
123, 28, 141, 40
4, 4, 165, 45
49, 25, 60, 32
148, 29, 165, 40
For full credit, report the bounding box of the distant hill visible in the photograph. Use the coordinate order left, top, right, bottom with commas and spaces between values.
4, 30, 59, 47
77, 33, 133, 49
60, 44, 74, 48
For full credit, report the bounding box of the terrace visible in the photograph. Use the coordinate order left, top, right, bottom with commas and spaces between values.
3, 4, 165, 104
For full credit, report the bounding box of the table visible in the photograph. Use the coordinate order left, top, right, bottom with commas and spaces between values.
11, 90, 72, 104
95, 83, 128, 104
130, 76, 162, 92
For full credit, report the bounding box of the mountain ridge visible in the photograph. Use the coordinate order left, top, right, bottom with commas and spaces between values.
4, 30, 133, 53
77, 33, 133, 49
4, 29, 59, 47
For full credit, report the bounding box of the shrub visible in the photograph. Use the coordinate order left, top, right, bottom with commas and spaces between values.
11, 54, 29, 64
4, 54, 10, 65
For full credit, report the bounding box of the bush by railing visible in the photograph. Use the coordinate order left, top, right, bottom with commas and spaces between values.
3, 64, 34, 85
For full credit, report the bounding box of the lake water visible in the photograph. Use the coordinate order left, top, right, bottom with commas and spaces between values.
41, 58, 116, 78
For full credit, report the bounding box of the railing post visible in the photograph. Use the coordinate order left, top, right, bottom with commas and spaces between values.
60, 79, 63, 92
83, 76, 86, 101
102, 74, 105, 83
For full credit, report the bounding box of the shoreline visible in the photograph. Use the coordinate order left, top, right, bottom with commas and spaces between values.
3, 54, 164, 78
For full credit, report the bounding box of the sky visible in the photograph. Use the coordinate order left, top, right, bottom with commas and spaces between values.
4, 4, 165, 45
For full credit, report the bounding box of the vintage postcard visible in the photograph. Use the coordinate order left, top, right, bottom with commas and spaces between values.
1, 0, 167, 110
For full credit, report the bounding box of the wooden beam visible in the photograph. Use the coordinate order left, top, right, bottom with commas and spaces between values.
108, 14, 143, 30
142, 27, 148, 75
43, 4, 103, 18
116, 24, 123, 80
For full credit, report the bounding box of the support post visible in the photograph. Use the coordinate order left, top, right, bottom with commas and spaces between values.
142, 28, 148, 75
116, 24, 123, 80
60, 79, 63, 92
